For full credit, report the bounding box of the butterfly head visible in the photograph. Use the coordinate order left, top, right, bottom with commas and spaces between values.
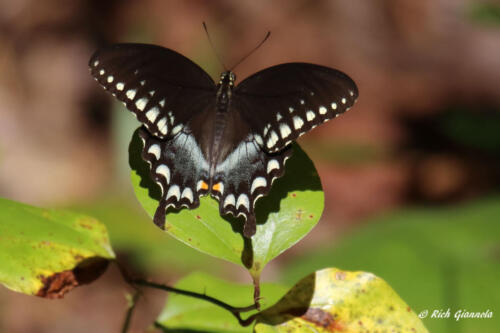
219, 71, 236, 87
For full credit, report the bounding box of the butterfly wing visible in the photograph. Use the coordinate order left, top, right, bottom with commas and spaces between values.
210, 110, 293, 237
89, 43, 216, 138
234, 63, 358, 153
139, 123, 212, 229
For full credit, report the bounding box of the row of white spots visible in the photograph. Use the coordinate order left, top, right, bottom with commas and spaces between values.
223, 193, 250, 211
161, 184, 195, 204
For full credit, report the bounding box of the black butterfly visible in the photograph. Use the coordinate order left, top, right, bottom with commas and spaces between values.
89, 43, 358, 237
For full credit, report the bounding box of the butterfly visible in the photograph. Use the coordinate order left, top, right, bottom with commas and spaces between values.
89, 43, 358, 237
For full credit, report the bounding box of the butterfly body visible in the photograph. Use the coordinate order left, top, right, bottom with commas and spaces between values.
89, 43, 358, 237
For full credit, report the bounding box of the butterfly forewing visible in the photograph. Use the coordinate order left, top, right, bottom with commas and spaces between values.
235, 63, 358, 153
89, 44, 216, 138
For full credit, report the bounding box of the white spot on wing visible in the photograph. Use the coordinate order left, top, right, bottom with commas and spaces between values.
300, 99, 305, 105
267, 130, 279, 149
289, 107, 294, 113
159, 99, 165, 107
331, 102, 337, 110
263, 124, 271, 136
116, 82, 124, 91
167, 185, 180, 200
93, 60, 99, 67
146, 107, 160, 122
126, 89, 137, 100
280, 123, 292, 139
181, 188, 194, 203
236, 194, 249, 210
341, 98, 347, 104
293, 116, 304, 130
156, 164, 170, 183
135, 97, 148, 111
147, 144, 161, 159
140, 80, 146, 86
319, 106, 327, 115
349, 90, 354, 97
306, 110, 316, 121
254, 134, 263, 146
107, 75, 114, 83
267, 159, 279, 173
157, 117, 168, 135
224, 194, 235, 208
197, 180, 204, 191
172, 124, 182, 135
149, 90, 155, 97
99, 69, 105, 75
276, 113, 282, 121
251, 177, 267, 193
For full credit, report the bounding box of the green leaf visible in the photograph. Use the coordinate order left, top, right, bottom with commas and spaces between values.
255, 268, 428, 332
129, 129, 323, 276
282, 196, 500, 332
0, 197, 115, 298
156, 272, 289, 332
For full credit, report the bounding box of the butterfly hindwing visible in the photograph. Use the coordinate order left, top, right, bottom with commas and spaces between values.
211, 114, 293, 236
235, 63, 358, 153
138, 127, 210, 228
89, 44, 216, 138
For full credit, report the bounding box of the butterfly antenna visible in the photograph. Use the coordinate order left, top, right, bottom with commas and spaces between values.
203, 22, 228, 71
230, 30, 271, 71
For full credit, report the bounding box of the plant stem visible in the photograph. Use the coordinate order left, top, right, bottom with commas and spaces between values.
121, 290, 140, 333
118, 263, 259, 327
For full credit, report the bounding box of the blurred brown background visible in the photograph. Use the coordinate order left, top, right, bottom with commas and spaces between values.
1, 0, 499, 332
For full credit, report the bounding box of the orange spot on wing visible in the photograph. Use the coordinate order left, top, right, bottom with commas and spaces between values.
212, 183, 221, 192
201, 181, 209, 190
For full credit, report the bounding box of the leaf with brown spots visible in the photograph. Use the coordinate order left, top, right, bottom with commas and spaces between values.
255, 268, 428, 332
0, 198, 115, 297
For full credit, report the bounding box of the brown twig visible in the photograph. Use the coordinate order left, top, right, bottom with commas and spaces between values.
117, 263, 259, 328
